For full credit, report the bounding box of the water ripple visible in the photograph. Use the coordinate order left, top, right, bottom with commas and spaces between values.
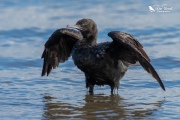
0, 0, 180, 119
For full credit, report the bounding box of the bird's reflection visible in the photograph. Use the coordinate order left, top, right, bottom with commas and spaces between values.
42, 93, 164, 119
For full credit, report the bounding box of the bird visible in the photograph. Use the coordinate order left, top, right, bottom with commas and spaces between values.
41, 18, 165, 94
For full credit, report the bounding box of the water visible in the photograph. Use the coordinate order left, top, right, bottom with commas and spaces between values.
0, 0, 180, 119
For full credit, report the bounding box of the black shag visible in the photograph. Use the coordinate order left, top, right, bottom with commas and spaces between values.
41, 18, 165, 93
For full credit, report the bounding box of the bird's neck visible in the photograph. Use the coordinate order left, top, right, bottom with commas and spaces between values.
84, 33, 97, 45
85, 37, 97, 46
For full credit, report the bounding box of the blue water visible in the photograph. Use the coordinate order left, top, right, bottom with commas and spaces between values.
0, 0, 180, 119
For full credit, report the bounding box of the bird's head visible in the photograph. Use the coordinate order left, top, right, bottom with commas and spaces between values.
67, 18, 98, 45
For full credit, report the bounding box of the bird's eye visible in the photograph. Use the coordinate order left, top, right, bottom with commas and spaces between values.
81, 23, 86, 27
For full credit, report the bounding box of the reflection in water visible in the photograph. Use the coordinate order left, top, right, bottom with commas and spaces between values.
0, 0, 179, 119
42, 94, 164, 119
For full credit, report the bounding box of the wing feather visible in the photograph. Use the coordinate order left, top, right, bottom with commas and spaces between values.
41, 28, 83, 76
108, 31, 165, 91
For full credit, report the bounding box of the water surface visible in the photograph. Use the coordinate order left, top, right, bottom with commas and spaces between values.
0, 0, 180, 119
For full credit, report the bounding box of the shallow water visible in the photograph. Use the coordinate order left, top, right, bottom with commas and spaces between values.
0, 0, 180, 120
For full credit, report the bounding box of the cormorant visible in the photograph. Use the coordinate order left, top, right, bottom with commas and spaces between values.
41, 18, 165, 93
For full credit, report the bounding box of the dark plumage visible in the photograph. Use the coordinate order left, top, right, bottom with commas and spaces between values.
41, 18, 165, 93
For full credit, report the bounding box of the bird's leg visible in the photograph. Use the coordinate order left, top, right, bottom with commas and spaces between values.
110, 85, 115, 94
110, 82, 119, 94
89, 84, 94, 93
86, 82, 94, 93
85, 74, 95, 93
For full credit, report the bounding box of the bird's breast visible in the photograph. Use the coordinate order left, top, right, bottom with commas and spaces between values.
71, 42, 129, 81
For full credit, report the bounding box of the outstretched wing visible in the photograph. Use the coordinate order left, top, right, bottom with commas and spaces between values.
41, 28, 83, 76
108, 31, 165, 91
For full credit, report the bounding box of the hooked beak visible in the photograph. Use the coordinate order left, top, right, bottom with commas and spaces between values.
66, 25, 83, 31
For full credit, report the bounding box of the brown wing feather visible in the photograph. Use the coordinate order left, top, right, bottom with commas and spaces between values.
108, 31, 165, 91
41, 28, 83, 76
109, 31, 150, 62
